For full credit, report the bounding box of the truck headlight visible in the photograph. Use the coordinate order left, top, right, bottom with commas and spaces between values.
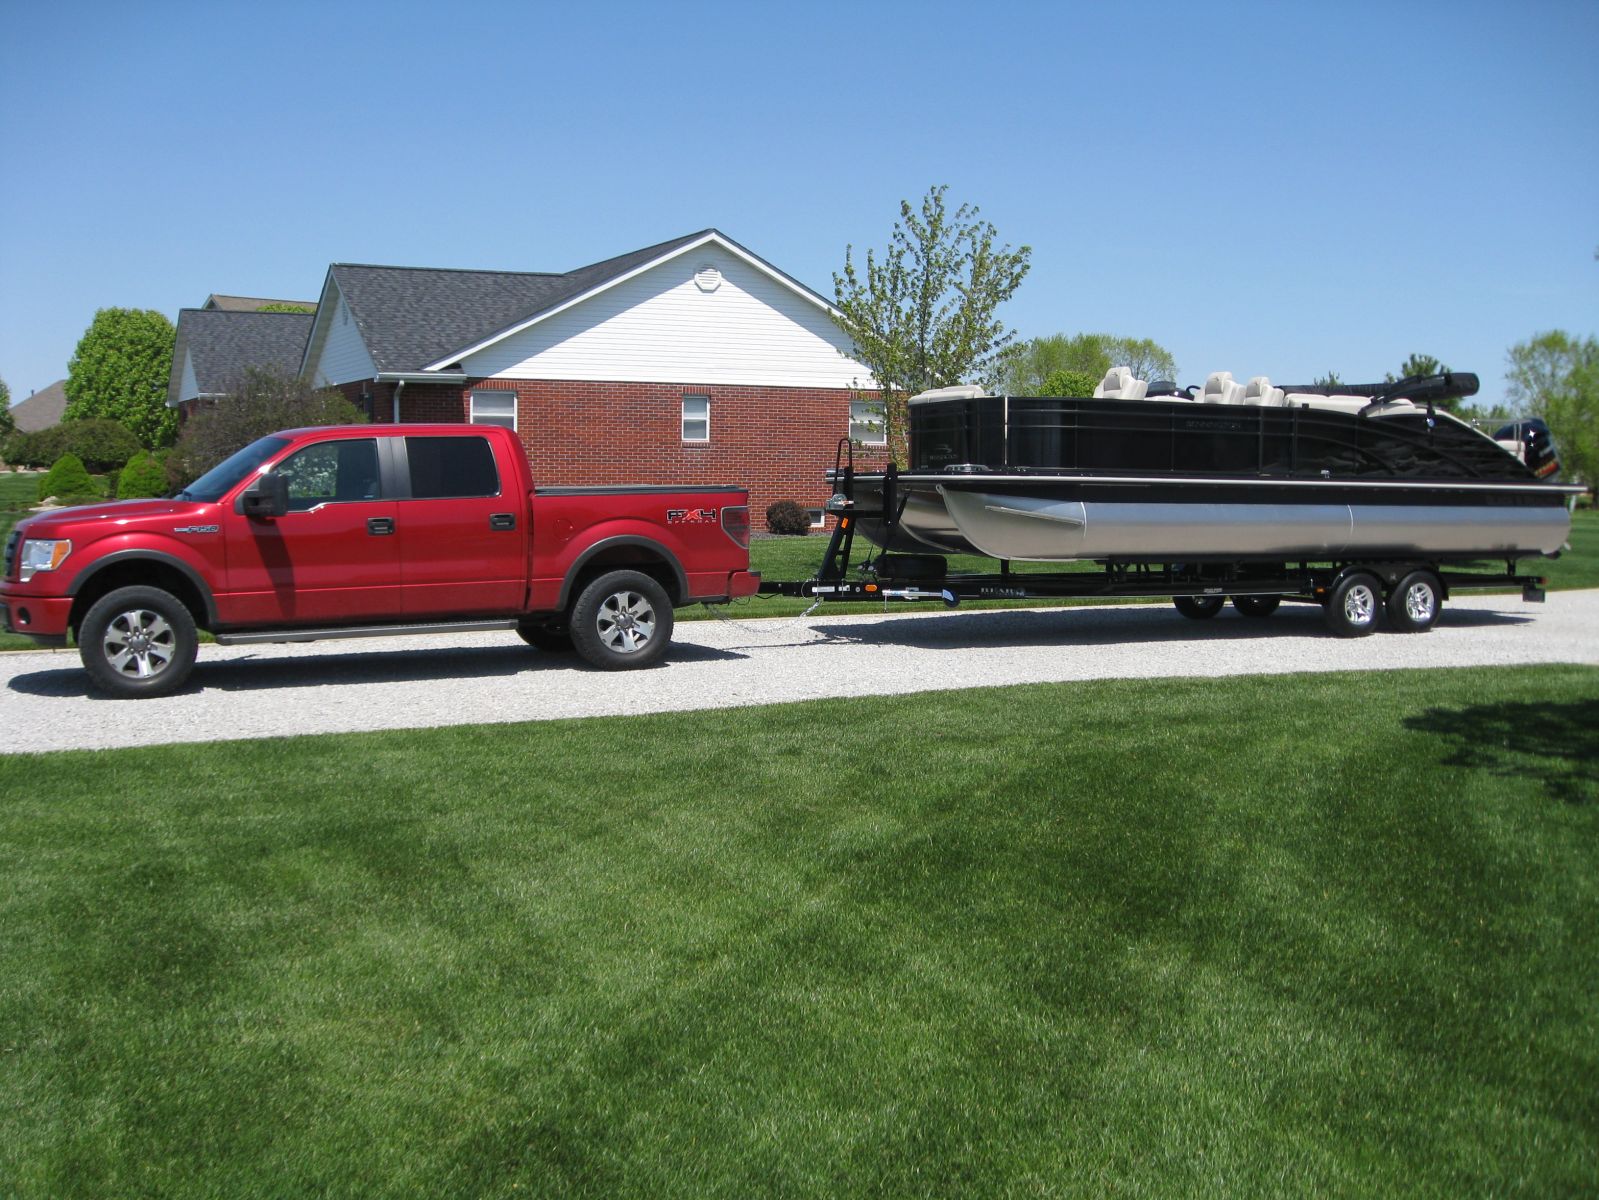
19, 539, 71, 582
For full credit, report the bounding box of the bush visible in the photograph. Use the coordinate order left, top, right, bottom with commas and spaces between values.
1039, 369, 1101, 398
37, 454, 99, 504
172, 367, 366, 484
3, 419, 141, 472
765, 499, 812, 535
118, 451, 170, 499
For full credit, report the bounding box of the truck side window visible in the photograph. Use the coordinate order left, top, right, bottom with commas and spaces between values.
277, 439, 381, 511
405, 436, 500, 499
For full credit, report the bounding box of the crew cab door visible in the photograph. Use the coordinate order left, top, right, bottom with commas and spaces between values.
221, 436, 400, 624
395, 433, 528, 616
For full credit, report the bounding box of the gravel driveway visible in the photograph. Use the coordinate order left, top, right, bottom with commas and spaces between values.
3, 591, 1597, 754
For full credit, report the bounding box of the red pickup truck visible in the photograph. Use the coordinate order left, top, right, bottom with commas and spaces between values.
1, 424, 757, 697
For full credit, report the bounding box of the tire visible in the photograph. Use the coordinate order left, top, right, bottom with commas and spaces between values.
569, 570, 674, 670
1231, 594, 1282, 618
1323, 572, 1382, 637
78, 585, 199, 698
1386, 570, 1442, 633
1173, 594, 1225, 620
517, 623, 575, 653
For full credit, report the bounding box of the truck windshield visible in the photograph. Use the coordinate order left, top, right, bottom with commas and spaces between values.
178, 436, 291, 502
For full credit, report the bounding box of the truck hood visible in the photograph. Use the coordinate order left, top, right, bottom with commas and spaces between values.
14, 498, 220, 543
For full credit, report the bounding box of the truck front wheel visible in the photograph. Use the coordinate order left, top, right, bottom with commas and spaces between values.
570, 570, 674, 670
79, 585, 199, 698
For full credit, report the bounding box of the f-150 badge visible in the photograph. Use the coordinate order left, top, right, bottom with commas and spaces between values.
172, 525, 220, 534
667, 507, 717, 525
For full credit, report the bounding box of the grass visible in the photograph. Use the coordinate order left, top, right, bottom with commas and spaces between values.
2, 665, 1596, 1197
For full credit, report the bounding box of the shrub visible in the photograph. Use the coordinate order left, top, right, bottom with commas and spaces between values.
118, 451, 170, 499
765, 499, 812, 535
37, 453, 99, 504
3, 419, 141, 472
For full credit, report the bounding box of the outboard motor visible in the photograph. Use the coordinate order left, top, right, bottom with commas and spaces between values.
1494, 417, 1562, 479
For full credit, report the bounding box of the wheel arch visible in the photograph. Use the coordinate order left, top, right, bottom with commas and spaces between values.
558, 537, 687, 610
66, 552, 216, 637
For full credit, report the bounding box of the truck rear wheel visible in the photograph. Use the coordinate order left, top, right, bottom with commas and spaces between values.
1324, 572, 1381, 637
1174, 594, 1225, 620
570, 570, 673, 670
1386, 570, 1442, 633
79, 585, 199, 698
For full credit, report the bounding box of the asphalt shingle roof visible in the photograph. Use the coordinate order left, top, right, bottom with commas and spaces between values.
167, 309, 316, 405
9, 379, 68, 431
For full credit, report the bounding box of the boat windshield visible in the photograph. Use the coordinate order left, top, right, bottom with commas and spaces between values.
176, 436, 291, 502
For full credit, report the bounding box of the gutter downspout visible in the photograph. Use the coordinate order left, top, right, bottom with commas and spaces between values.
392, 379, 406, 424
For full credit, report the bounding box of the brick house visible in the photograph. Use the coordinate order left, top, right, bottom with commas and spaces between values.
298, 230, 884, 518
167, 298, 318, 409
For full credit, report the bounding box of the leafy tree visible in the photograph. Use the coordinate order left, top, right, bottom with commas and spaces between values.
1506, 330, 1599, 499
998, 333, 1177, 393
1039, 369, 1101, 398
1312, 371, 1344, 389
0, 375, 12, 440
65, 308, 178, 449
37, 453, 99, 504
171, 366, 365, 483
257, 303, 314, 314
833, 186, 1031, 462
117, 450, 170, 499
2, 419, 140, 472
1387, 353, 1447, 382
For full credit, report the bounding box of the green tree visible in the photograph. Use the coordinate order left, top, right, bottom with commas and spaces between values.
257, 303, 314, 314
1039, 369, 1101, 398
998, 333, 1177, 393
171, 366, 365, 483
65, 308, 178, 449
1506, 330, 1599, 499
1382, 354, 1467, 412
1312, 371, 1344, 389
833, 186, 1031, 462
0, 375, 12, 440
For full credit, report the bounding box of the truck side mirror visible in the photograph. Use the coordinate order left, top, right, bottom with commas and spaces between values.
240, 472, 289, 519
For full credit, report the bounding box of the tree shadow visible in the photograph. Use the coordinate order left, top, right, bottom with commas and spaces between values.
1403, 700, 1599, 805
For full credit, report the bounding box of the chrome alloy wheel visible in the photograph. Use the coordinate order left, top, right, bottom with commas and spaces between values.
1342, 582, 1378, 626
102, 607, 178, 680
595, 589, 657, 654
1403, 580, 1438, 624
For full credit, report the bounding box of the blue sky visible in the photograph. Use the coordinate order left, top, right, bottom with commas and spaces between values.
2, 0, 1594, 407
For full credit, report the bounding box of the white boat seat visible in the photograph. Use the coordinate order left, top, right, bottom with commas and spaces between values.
1496, 438, 1526, 462
1285, 394, 1371, 415
1093, 365, 1148, 400
1241, 375, 1285, 406
1200, 371, 1244, 405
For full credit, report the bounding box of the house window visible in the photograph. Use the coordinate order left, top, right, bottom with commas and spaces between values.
682, 394, 710, 442
470, 389, 517, 431
850, 399, 886, 445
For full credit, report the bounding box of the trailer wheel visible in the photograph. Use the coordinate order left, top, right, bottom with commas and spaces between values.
1386, 570, 1442, 633
1324, 572, 1382, 637
517, 622, 575, 653
1174, 595, 1225, 620
1231, 594, 1281, 618
570, 570, 674, 670
79, 585, 199, 698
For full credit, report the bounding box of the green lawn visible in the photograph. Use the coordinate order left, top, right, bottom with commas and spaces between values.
2, 666, 1595, 1197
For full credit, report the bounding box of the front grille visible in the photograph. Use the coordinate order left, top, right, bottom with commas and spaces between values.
3, 530, 17, 580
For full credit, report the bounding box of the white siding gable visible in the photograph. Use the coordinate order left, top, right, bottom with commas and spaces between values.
307, 286, 376, 387
460, 245, 875, 389
178, 350, 201, 404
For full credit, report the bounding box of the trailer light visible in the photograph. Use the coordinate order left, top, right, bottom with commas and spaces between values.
865, 583, 879, 593
19, 538, 71, 582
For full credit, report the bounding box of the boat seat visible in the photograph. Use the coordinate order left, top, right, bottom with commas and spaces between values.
1093, 366, 1148, 400
1200, 372, 1245, 405
1241, 376, 1285, 406
1496, 439, 1526, 462
1284, 394, 1370, 415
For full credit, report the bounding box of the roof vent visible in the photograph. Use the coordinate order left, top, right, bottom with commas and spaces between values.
694, 264, 722, 293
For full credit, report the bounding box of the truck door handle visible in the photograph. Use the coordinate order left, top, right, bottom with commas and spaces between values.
368, 517, 395, 535
489, 513, 516, 531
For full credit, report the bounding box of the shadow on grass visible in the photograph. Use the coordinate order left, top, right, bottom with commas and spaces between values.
808, 603, 1531, 651
6, 640, 748, 699
1404, 699, 1599, 804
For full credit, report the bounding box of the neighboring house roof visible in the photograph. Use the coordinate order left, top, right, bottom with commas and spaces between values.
301, 229, 841, 379
10, 379, 68, 431
203, 294, 318, 313
166, 309, 316, 407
